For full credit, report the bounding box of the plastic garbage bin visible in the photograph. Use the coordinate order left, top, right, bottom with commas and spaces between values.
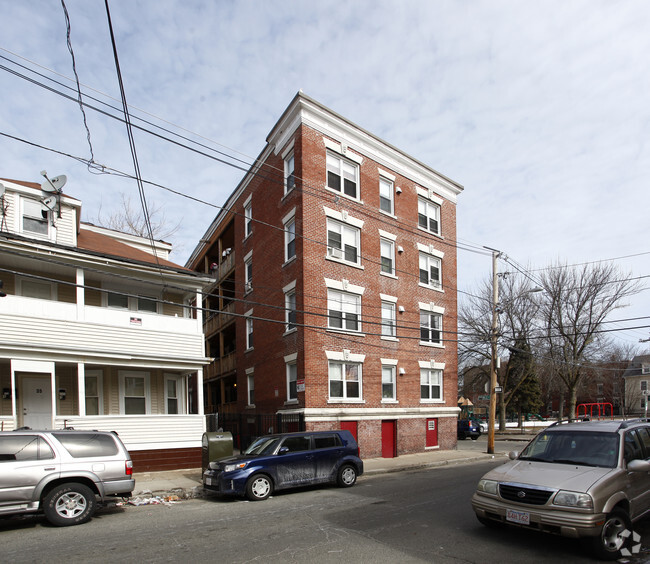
202, 431, 234, 473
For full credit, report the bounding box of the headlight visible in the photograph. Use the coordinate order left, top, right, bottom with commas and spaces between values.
553, 490, 593, 508
477, 479, 498, 495
224, 462, 247, 473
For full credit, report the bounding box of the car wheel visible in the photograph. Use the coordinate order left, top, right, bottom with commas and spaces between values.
43, 483, 96, 527
246, 474, 273, 501
337, 464, 358, 487
586, 508, 632, 561
471, 435, 479, 440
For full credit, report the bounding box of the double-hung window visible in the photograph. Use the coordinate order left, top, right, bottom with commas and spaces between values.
85, 371, 103, 416
327, 152, 358, 199
247, 370, 255, 406
328, 289, 361, 332
380, 238, 395, 275
285, 219, 296, 261
327, 219, 360, 265
419, 253, 442, 289
120, 371, 150, 414
244, 199, 252, 238
285, 152, 295, 193
245, 309, 254, 350
22, 198, 49, 237
420, 368, 442, 401
418, 197, 440, 235
381, 301, 396, 338
285, 288, 297, 332
382, 365, 396, 400
244, 252, 253, 293
379, 177, 394, 214
420, 311, 442, 345
286, 360, 298, 401
329, 361, 361, 400
165, 374, 185, 414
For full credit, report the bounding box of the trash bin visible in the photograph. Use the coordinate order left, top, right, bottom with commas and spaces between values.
202, 431, 234, 473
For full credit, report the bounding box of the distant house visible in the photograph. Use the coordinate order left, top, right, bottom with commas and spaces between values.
0, 177, 212, 471
623, 354, 650, 415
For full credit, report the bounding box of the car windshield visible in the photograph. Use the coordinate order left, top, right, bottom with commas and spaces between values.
243, 436, 281, 456
519, 430, 619, 468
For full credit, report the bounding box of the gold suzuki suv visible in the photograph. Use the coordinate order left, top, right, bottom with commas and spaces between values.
472, 419, 650, 560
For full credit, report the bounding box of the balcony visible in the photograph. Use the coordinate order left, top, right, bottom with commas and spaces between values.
203, 301, 236, 336
204, 352, 237, 381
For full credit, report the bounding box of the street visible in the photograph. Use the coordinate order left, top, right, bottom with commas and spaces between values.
2, 456, 648, 563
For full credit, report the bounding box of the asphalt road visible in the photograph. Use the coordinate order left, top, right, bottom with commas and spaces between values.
2, 459, 649, 563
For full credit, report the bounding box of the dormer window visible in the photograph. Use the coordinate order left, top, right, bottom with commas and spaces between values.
22, 198, 49, 236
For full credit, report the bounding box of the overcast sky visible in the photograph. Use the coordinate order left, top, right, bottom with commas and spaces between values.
1, 0, 648, 349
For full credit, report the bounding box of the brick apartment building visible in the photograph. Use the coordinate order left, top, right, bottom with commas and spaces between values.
186, 92, 463, 458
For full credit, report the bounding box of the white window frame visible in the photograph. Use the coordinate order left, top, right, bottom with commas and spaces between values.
284, 152, 295, 194
380, 237, 395, 276
328, 361, 362, 401
285, 285, 297, 333
284, 215, 296, 262
381, 301, 396, 339
244, 197, 253, 238
420, 310, 443, 346
17, 277, 56, 301
418, 197, 441, 236
419, 252, 442, 290
245, 309, 254, 350
244, 251, 253, 293
21, 197, 50, 238
327, 219, 360, 266
327, 289, 361, 333
379, 176, 394, 215
164, 373, 186, 414
118, 370, 151, 415
420, 368, 443, 402
84, 370, 104, 416
326, 151, 359, 200
246, 369, 255, 406
285, 354, 298, 403
381, 364, 397, 402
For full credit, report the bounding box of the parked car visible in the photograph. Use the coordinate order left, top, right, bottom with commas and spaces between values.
457, 419, 481, 440
203, 430, 363, 501
471, 419, 650, 560
0, 429, 135, 526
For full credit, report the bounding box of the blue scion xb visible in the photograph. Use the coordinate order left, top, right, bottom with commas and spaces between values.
203, 430, 363, 501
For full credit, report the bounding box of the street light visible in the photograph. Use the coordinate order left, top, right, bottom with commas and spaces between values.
484, 248, 542, 455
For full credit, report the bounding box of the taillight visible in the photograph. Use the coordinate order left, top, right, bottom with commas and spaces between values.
125, 460, 133, 477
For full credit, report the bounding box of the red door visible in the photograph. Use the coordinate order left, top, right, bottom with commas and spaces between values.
340, 421, 358, 442
426, 418, 438, 447
381, 420, 397, 458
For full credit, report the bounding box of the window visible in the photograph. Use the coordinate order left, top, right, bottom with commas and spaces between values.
84, 371, 103, 416
22, 198, 49, 236
382, 365, 396, 400
329, 361, 361, 400
0, 436, 53, 462
285, 218, 296, 261
107, 292, 129, 309
418, 198, 440, 235
120, 372, 149, 414
314, 434, 341, 449
165, 375, 185, 414
420, 311, 442, 345
380, 238, 395, 275
19, 279, 54, 300
246, 314, 254, 350
137, 296, 157, 313
53, 433, 118, 458
379, 177, 394, 214
327, 219, 360, 264
247, 372, 255, 406
285, 152, 295, 193
419, 253, 442, 289
642, 381, 648, 392
244, 254, 253, 293
285, 289, 297, 332
328, 289, 361, 332
286, 361, 297, 401
327, 152, 358, 199
244, 200, 252, 238
381, 301, 396, 338
421, 368, 442, 401
642, 365, 650, 375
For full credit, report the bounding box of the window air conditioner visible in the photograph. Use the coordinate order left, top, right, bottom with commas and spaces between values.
328, 247, 343, 259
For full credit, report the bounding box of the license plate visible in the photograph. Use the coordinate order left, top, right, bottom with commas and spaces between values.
205, 477, 214, 486
506, 509, 530, 525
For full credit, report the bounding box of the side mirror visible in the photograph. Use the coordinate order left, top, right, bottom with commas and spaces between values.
278, 446, 289, 455
508, 451, 519, 460
627, 459, 650, 472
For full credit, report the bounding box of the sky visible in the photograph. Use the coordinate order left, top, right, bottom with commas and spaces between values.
1, 0, 649, 350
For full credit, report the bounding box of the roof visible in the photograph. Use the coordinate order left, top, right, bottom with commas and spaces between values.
622, 355, 650, 379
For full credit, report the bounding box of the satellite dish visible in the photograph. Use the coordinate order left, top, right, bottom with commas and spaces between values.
40, 173, 67, 193
41, 195, 57, 211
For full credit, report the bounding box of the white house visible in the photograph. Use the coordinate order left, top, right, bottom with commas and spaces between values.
0, 176, 212, 471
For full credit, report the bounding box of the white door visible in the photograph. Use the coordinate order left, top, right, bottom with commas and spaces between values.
22, 377, 53, 429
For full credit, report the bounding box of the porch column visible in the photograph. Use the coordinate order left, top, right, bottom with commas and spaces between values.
197, 368, 204, 415
77, 363, 86, 416
195, 289, 203, 332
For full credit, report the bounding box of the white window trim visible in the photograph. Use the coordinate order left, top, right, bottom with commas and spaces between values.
323, 137, 363, 164
284, 212, 297, 263
419, 301, 445, 314
379, 176, 395, 217
243, 195, 253, 239
327, 288, 363, 334
118, 370, 151, 415
324, 278, 365, 295
416, 186, 444, 206
164, 373, 186, 415
284, 286, 297, 334
416, 242, 445, 259
285, 358, 298, 404
244, 251, 253, 293
419, 252, 443, 292
381, 300, 397, 341
84, 369, 104, 416
419, 366, 444, 403
246, 367, 255, 407
324, 207, 365, 228
419, 309, 444, 348
245, 309, 254, 351
325, 150, 361, 202
381, 363, 398, 403
380, 237, 396, 278
283, 148, 296, 195
326, 217, 363, 267
325, 350, 366, 403
21, 196, 52, 239
17, 277, 57, 300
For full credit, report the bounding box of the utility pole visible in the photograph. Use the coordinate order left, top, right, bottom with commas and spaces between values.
486, 248, 500, 455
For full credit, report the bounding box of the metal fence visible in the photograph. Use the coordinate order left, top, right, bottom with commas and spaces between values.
205, 411, 305, 451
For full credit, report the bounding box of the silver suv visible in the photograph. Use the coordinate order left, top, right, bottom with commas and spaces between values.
472, 419, 650, 560
0, 429, 135, 526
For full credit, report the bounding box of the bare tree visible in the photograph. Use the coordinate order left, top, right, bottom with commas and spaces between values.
91, 193, 181, 242
539, 262, 641, 420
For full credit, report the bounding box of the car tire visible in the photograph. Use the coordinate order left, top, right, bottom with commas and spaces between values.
43, 483, 96, 527
337, 464, 358, 487
246, 474, 273, 501
586, 508, 632, 561
471, 435, 479, 440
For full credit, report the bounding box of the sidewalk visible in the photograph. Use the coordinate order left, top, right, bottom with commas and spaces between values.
130, 434, 535, 502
